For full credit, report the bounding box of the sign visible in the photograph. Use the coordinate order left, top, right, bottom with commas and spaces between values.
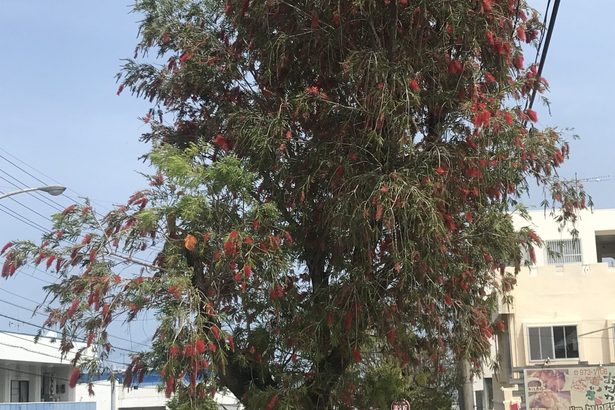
524, 366, 615, 410
391, 399, 410, 410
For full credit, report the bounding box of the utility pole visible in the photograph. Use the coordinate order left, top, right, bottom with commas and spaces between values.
459, 359, 475, 410
110, 371, 116, 410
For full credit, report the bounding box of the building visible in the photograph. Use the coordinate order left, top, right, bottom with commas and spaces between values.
74, 372, 242, 410
0, 330, 94, 408
486, 208, 615, 410
0, 329, 242, 409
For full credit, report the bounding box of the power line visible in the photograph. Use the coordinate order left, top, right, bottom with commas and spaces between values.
0, 309, 149, 354
0, 203, 49, 233
0, 153, 67, 211
0, 171, 64, 213
527, 0, 560, 112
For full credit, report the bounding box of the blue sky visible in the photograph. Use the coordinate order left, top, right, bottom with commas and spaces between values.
0, 1, 614, 361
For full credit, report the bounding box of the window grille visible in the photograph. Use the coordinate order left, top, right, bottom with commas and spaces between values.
545, 239, 582, 264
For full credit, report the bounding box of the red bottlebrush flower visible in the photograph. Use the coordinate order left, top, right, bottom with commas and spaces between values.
409, 79, 420, 92
375, 204, 383, 221
526, 109, 538, 122
482, 0, 492, 12
495, 320, 506, 332
485, 30, 495, 46
69, 367, 80, 388
0, 242, 13, 255
517, 26, 527, 42
242, 264, 252, 278
266, 394, 280, 410
473, 110, 491, 128
179, 51, 193, 63
386, 328, 397, 345
482, 326, 493, 339
227, 335, 235, 351
165, 377, 175, 398
184, 234, 197, 251
513, 54, 524, 70
444, 294, 452, 307
553, 150, 564, 165
252, 219, 260, 230
465, 212, 473, 223
305, 85, 320, 95
223, 240, 235, 255
45, 255, 56, 270
169, 345, 179, 358
504, 111, 513, 125
67, 298, 80, 317
352, 347, 362, 363
529, 246, 536, 263
211, 325, 221, 340
213, 134, 231, 151
435, 166, 447, 175
62, 204, 77, 216
310, 10, 319, 29
527, 229, 541, 243
465, 167, 482, 178
448, 59, 463, 75
484, 72, 496, 83
183, 344, 195, 357
195, 339, 206, 354
269, 284, 285, 300
116, 84, 125, 96
343, 310, 353, 331
332, 12, 340, 26
208, 342, 217, 352
229, 230, 238, 239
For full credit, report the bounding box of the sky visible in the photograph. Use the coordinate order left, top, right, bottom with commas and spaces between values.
0, 0, 614, 362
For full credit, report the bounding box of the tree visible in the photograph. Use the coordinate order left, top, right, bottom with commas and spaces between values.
2, 0, 587, 408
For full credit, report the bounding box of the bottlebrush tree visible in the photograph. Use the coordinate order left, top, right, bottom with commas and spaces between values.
2, 0, 588, 408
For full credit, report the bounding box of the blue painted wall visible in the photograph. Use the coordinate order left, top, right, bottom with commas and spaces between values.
0, 403, 96, 410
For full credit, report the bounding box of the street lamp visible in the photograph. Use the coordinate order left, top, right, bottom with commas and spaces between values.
0, 185, 66, 200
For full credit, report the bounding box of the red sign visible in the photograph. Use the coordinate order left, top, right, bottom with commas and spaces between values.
391, 399, 410, 410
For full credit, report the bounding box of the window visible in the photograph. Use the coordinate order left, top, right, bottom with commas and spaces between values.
10, 380, 29, 402
545, 239, 582, 264
528, 325, 579, 361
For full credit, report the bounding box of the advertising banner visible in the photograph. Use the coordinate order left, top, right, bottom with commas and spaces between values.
525, 366, 615, 410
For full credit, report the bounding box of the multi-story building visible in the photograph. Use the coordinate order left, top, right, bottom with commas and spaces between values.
0, 330, 94, 408
485, 208, 615, 410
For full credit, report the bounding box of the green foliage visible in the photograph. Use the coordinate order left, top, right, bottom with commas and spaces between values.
166, 387, 218, 410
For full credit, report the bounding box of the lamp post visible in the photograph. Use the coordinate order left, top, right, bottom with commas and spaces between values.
0, 185, 66, 200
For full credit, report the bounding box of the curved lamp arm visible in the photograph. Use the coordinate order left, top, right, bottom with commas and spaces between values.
0, 185, 66, 200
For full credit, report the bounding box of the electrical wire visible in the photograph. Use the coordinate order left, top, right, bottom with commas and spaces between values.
0, 203, 49, 233
0, 153, 67, 211
0, 310, 150, 353
527, 0, 561, 112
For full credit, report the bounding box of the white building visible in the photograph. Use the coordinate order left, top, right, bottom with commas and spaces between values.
485, 208, 615, 410
74, 373, 242, 410
0, 331, 91, 405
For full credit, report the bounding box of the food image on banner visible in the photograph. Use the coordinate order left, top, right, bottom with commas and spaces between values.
524, 366, 615, 410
